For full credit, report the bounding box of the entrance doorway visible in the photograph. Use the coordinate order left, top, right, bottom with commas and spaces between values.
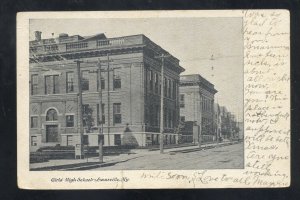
46, 125, 58, 143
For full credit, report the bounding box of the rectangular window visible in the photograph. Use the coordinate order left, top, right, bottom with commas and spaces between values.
159, 75, 162, 95
173, 110, 176, 127
206, 99, 209, 111
207, 99, 209, 111
98, 75, 105, 90
98, 135, 104, 145
208, 100, 211, 111
154, 73, 159, 94
113, 75, 121, 89
31, 116, 38, 128
164, 77, 167, 97
53, 75, 59, 94
45, 76, 52, 94
97, 72, 105, 90
149, 70, 153, 92
31, 74, 38, 95
97, 104, 105, 125
67, 135, 73, 146
101, 78, 105, 89
81, 70, 89, 91
45, 75, 59, 94
66, 72, 74, 93
66, 115, 74, 127
168, 79, 171, 98
180, 116, 185, 122
114, 134, 121, 145
113, 103, 122, 124
83, 135, 89, 145
173, 80, 176, 99
180, 94, 185, 108
31, 136, 37, 146
168, 110, 172, 128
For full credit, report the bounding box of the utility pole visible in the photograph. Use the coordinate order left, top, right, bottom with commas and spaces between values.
129, 64, 132, 125
107, 53, 111, 146
210, 54, 218, 144
236, 110, 239, 140
75, 60, 84, 159
155, 53, 170, 154
198, 92, 202, 149
97, 58, 104, 163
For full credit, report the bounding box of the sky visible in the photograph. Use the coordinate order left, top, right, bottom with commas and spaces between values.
30, 17, 244, 120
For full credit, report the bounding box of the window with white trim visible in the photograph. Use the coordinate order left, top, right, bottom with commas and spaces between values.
31, 136, 37, 146
113, 103, 122, 124
31, 116, 38, 128
31, 74, 38, 95
66, 115, 74, 127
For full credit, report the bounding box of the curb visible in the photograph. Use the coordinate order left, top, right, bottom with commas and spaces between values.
31, 141, 241, 171
170, 141, 239, 153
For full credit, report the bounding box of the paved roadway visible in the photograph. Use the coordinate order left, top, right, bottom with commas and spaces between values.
91, 142, 244, 170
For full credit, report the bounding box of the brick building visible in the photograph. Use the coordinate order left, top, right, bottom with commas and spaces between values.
179, 74, 217, 143
29, 31, 185, 151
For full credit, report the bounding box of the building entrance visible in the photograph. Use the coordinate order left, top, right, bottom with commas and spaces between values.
46, 125, 58, 143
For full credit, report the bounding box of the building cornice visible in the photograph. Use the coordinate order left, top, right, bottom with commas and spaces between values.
30, 45, 144, 63
179, 82, 217, 94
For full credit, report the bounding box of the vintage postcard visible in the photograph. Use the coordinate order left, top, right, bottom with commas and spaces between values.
17, 10, 290, 189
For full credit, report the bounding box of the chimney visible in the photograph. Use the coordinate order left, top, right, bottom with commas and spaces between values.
34, 31, 42, 41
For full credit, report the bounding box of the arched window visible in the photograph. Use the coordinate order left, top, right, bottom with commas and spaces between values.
46, 109, 58, 121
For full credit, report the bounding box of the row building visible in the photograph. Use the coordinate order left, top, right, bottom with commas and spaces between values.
179, 74, 218, 144
29, 31, 185, 152
178, 75, 241, 143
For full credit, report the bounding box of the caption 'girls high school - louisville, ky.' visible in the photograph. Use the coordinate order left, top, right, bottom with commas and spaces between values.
29, 31, 240, 153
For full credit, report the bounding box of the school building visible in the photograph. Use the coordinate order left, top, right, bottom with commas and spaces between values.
29, 31, 185, 151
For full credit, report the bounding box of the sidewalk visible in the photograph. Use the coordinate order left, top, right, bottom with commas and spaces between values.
30, 141, 238, 171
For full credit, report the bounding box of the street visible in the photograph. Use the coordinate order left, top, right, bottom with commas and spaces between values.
91, 142, 244, 170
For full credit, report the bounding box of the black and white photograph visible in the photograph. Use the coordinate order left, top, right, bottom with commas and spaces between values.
16, 10, 290, 189
28, 16, 244, 171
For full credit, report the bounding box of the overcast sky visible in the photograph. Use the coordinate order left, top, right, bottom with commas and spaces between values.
30, 17, 243, 120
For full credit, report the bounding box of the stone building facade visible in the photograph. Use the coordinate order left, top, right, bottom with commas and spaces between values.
29, 32, 185, 151
179, 74, 217, 143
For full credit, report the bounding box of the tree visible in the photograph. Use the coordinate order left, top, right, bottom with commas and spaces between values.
174, 120, 185, 144
82, 105, 94, 133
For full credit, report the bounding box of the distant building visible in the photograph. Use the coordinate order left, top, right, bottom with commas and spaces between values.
179, 74, 217, 143
219, 106, 240, 140
29, 31, 185, 151
220, 106, 230, 140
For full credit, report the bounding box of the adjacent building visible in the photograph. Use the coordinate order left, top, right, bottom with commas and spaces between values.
29, 31, 185, 151
179, 74, 217, 143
